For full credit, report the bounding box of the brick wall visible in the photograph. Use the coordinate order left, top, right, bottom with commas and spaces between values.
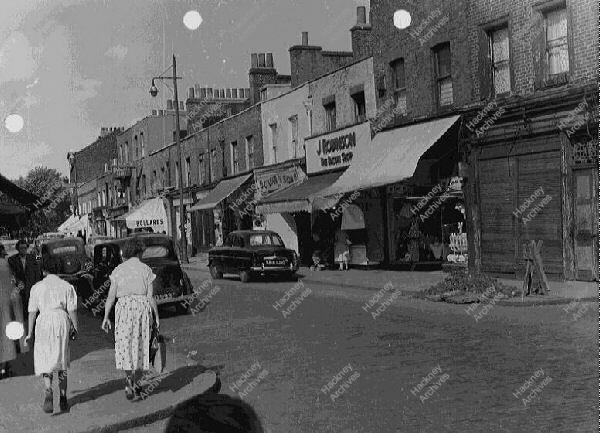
370, 0, 472, 121
71, 132, 118, 184
289, 45, 356, 88
468, 0, 597, 100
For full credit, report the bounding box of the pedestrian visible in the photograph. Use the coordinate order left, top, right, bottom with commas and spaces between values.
101, 237, 160, 400
8, 239, 43, 318
24, 256, 78, 413
0, 243, 19, 379
334, 229, 351, 271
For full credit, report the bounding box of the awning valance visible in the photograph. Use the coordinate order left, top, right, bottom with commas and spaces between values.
117, 197, 168, 232
188, 174, 252, 211
255, 171, 343, 214
319, 115, 461, 197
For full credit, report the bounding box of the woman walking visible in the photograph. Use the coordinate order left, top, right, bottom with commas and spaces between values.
0, 243, 19, 378
101, 237, 159, 400
24, 257, 78, 413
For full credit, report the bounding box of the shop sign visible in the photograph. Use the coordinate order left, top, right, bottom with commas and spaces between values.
386, 182, 413, 195
255, 164, 306, 198
305, 122, 371, 174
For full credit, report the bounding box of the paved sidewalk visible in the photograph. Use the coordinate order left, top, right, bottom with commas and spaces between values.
0, 308, 217, 433
183, 254, 598, 305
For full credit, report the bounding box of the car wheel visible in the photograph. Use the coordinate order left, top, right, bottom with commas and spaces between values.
239, 270, 251, 283
209, 263, 223, 279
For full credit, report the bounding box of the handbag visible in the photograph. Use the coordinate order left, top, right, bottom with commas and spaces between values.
149, 323, 166, 373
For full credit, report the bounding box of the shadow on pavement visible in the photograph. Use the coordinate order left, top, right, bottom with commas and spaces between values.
164, 393, 264, 433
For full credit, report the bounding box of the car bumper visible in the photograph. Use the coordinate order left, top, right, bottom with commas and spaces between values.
154, 292, 196, 306
250, 266, 297, 273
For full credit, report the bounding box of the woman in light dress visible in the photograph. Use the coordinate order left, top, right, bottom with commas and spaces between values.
0, 243, 19, 378
24, 256, 78, 413
101, 237, 159, 400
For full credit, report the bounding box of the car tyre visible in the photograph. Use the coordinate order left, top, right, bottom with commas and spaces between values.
239, 270, 251, 283
209, 263, 223, 279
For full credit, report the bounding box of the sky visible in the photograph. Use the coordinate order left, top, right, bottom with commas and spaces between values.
0, 0, 368, 180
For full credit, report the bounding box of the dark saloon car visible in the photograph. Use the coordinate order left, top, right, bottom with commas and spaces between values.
80, 234, 196, 314
41, 237, 93, 285
208, 230, 299, 282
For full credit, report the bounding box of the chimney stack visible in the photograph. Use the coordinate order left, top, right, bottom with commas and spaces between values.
226, 88, 232, 99
151, 109, 158, 116
357, 6, 366, 24
301, 31, 309, 45
232, 88, 238, 98
266, 53, 274, 68
194, 84, 202, 98
188, 87, 195, 99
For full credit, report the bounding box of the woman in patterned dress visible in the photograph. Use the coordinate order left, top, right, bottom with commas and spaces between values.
101, 237, 159, 400
24, 256, 78, 413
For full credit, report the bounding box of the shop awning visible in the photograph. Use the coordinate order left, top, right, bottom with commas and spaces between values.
188, 174, 252, 211
58, 214, 80, 233
117, 197, 168, 232
255, 171, 343, 214
319, 115, 461, 197
67, 214, 90, 235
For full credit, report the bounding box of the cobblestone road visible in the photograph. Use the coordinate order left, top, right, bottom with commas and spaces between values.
127, 270, 598, 433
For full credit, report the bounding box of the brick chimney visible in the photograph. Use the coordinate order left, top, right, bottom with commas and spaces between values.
248, 52, 278, 105
288, 32, 325, 87
351, 6, 372, 59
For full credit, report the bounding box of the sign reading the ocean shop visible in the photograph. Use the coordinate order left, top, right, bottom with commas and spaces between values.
306, 122, 370, 174
256, 165, 306, 198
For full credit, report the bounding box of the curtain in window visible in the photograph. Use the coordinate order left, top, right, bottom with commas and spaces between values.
546, 8, 569, 74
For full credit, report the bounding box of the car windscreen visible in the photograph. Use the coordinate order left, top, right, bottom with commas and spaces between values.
249, 234, 284, 247
50, 245, 80, 255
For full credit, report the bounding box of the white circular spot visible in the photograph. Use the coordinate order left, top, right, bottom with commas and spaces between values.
4, 114, 24, 133
5, 321, 24, 340
222, 59, 226, 64
394, 9, 412, 29
183, 10, 203, 30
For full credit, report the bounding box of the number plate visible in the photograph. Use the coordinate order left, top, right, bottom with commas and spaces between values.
154, 293, 173, 301
265, 258, 287, 266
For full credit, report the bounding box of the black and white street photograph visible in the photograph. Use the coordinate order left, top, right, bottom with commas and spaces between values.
0, 0, 597, 432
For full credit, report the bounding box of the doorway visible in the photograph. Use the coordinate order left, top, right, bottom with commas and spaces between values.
573, 168, 598, 280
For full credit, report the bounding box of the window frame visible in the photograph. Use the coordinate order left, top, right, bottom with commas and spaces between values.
351, 91, 366, 124
489, 25, 512, 96
390, 58, 407, 116
324, 101, 337, 132
230, 141, 239, 175
432, 42, 454, 108
245, 135, 254, 170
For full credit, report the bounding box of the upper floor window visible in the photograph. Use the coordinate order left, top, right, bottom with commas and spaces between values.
390, 58, 407, 115
288, 115, 299, 159
185, 157, 191, 187
230, 141, 239, 175
545, 7, 569, 75
351, 92, 366, 123
246, 135, 255, 170
175, 161, 180, 187
125, 141, 129, 163
165, 161, 170, 186
134, 135, 139, 159
152, 170, 157, 192
220, 141, 227, 178
140, 132, 145, 157
490, 27, 511, 95
269, 124, 278, 164
210, 148, 218, 181
160, 166, 166, 188
433, 43, 453, 106
119, 144, 123, 163
198, 154, 206, 185
324, 100, 336, 132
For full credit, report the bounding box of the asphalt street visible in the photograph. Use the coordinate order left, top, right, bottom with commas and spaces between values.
125, 269, 598, 433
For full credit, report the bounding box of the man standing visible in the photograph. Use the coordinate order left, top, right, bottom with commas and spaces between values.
8, 240, 43, 318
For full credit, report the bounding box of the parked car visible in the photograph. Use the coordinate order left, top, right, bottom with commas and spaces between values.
80, 234, 196, 314
208, 230, 299, 282
85, 235, 115, 258
41, 237, 93, 285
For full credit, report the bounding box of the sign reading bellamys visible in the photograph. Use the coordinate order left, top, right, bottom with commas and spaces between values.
305, 122, 371, 174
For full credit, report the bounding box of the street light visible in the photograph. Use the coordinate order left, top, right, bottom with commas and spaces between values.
149, 54, 188, 263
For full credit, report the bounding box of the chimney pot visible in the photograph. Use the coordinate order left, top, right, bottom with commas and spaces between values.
200, 88, 207, 98
188, 87, 195, 99
151, 109, 158, 115
357, 6, 366, 24
266, 53, 274, 68
232, 88, 238, 98
301, 32, 309, 45
207, 88, 213, 98
258, 53, 266, 67
251, 53, 258, 68
220, 89, 226, 98
166, 99, 173, 110
226, 88, 232, 98
239, 88, 245, 98
194, 84, 202, 97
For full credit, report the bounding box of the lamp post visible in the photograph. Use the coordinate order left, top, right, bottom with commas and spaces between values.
150, 54, 188, 263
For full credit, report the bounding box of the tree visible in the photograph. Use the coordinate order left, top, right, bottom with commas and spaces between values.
14, 167, 71, 236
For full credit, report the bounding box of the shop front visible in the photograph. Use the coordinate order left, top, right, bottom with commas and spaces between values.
118, 197, 169, 235
318, 115, 462, 270
188, 173, 253, 249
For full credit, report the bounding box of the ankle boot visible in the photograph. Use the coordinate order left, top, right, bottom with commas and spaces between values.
43, 388, 53, 413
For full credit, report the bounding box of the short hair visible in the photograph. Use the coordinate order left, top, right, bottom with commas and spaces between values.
123, 237, 146, 259
42, 255, 59, 273
16, 239, 28, 250
0, 243, 6, 256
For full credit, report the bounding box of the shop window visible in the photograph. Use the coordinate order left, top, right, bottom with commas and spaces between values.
490, 26, 511, 95
390, 58, 407, 115
433, 43, 453, 107
351, 92, 366, 123
246, 135, 254, 170
324, 100, 336, 132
